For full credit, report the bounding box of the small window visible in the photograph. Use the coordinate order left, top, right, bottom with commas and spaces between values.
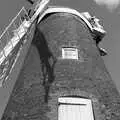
62, 47, 78, 59
58, 97, 94, 120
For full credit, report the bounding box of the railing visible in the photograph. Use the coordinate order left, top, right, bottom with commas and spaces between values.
0, 0, 50, 87
0, 7, 31, 65
0, 0, 50, 65
0, 6, 31, 87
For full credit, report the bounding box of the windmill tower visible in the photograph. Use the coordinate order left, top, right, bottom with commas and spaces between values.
0, 0, 120, 120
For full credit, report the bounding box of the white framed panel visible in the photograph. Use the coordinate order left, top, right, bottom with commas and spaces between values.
62, 47, 78, 60
58, 97, 94, 120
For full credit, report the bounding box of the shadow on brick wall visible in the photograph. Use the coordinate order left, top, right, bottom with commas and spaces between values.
32, 27, 57, 102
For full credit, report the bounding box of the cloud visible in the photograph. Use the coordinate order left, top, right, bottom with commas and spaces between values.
94, 0, 120, 11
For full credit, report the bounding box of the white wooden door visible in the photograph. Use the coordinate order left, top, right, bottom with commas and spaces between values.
58, 97, 94, 120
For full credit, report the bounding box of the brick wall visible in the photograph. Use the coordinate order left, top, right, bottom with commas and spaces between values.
2, 12, 120, 120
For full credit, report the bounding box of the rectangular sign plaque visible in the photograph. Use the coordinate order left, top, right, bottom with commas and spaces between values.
62, 47, 78, 60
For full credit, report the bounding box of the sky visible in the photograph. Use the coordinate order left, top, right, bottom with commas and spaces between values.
0, 0, 120, 91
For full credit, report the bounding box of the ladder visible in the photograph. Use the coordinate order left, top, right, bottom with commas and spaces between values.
0, 0, 50, 87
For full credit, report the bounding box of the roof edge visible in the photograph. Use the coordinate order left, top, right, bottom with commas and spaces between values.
37, 6, 106, 35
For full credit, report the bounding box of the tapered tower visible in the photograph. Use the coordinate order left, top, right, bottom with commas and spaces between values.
1, 2, 120, 120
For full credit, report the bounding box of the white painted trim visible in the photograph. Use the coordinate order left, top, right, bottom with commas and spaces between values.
37, 6, 93, 31
30, 0, 50, 23
58, 97, 91, 104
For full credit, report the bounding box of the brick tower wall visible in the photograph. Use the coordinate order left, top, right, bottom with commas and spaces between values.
2, 12, 120, 120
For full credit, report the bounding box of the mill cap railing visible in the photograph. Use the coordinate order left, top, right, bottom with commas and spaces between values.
0, 0, 50, 87
0, 0, 50, 65
0, 6, 31, 65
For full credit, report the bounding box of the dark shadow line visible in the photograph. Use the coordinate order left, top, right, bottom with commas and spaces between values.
32, 26, 57, 102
